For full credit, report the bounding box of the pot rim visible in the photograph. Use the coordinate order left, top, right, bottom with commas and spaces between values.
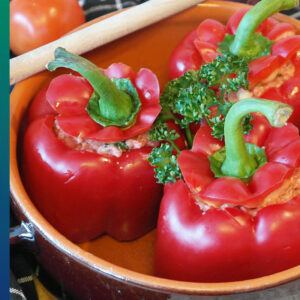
10, 0, 300, 296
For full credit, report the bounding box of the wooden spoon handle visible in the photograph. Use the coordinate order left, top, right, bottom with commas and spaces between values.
10, 0, 204, 85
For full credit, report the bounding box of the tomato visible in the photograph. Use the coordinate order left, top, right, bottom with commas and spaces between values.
10, 0, 85, 55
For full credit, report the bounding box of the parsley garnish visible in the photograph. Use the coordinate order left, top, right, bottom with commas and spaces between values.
149, 121, 180, 143
114, 141, 129, 151
148, 143, 182, 184
199, 53, 249, 98
148, 121, 182, 184
149, 54, 252, 184
160, 53, 250, 140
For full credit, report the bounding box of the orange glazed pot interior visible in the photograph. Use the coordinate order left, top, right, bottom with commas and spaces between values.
10, 0, 300, 296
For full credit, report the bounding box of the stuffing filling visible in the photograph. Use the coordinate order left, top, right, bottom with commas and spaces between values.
261, 168, 300, 207
252, 62, 295, 97
274, 31, 295, 41
194, 168, 300, 215
54, 120, 156, 157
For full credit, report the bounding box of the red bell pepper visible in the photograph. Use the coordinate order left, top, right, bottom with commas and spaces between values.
22, 48, 163, 243
261, 77, 300, 128
155, 99, 300, 282
168, 0, 300, 127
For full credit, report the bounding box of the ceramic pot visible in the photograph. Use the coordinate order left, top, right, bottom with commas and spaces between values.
10, 1, 300, 299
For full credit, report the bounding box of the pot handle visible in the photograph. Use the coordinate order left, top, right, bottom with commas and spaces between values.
10, 221, 35, 245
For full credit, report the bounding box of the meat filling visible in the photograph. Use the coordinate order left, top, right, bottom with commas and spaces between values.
261, 168, 300, 207
252, 62, 295, 97
54, 120, 156, 157
194, 168, 300, 214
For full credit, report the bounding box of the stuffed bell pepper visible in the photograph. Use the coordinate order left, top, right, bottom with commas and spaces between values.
22, 48, 166, 243
154, 98, 300, 282
168, 0, 300, 128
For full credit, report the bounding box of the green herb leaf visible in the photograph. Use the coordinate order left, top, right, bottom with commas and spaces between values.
148, 121, 182, 183
199, 53, 249, 98
160, 71, 217, 128
160, 70, 200, 110
150, 51, 252, 184
159, 54, 250, 143
148, 143, 182, 184
114, 141, 129, 151
149, 121, 179, 142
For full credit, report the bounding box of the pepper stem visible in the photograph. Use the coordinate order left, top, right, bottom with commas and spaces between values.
47, 47, 141, 128
221, 99, 292, 178
230, 0, 299, 58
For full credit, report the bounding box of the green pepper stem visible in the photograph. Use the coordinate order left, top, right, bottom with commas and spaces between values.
221, 98, 292, 178
185, 127, 193, 149
230, 0, 299, 57
47, 47, 140, 127
169, 140, 181, 154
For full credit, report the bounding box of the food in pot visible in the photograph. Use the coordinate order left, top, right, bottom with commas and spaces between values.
168, 0, 300, 128
22, 48, 164, 243
150, 0, 300, 282
154, 99, 300, 282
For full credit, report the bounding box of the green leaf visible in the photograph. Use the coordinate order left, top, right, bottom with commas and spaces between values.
209, 143, 267, 180
159, 54, 251, 142
114, 141, 129, 150
199, 53, 249, 98
218, 34, 235, 56
148, 143, 182, 184
149, 121, 179, 142
160, 70, 201, 110
160, 71, 217, 128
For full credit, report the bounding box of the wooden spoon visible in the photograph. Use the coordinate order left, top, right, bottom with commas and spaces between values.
10, 0, 204, 85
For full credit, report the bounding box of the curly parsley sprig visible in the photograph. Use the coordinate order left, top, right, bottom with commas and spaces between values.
148, 54, 252, 183
160, 70, 217, 147
148, 144, 182, 184
199, 53, 249, 98
160, 54, 251, 140
148, 121, 182, 184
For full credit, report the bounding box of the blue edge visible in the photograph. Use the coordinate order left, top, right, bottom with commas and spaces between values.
0, 0, 9, 299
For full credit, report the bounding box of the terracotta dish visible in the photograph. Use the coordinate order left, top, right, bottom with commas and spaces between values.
10, 1, 300, 299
